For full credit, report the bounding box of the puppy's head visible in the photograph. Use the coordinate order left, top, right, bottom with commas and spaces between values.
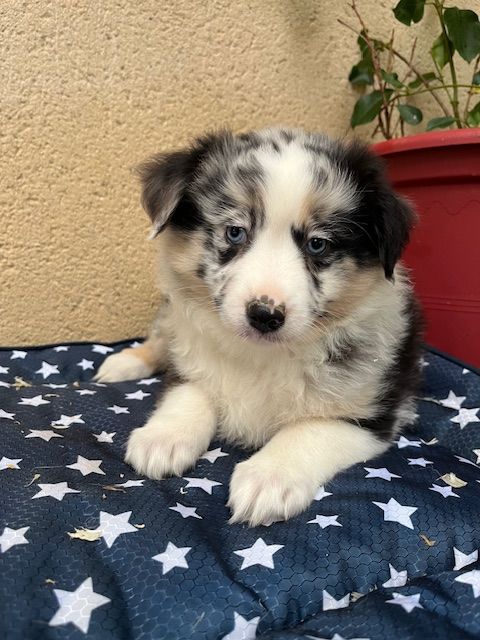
139, 128, 414, 344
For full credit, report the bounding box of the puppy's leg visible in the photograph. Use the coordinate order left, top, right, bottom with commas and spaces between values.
94, 337, 167, 383
95, 297, 171, 383
228, 419, 389, 526
125, 383, 216, 478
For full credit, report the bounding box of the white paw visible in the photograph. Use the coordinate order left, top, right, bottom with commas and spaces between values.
228, 454, 318, 526
125, 424, 200, 479
94, 351, 153, 383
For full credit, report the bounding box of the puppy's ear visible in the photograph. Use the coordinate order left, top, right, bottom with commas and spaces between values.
137, 149, 197, 238
375, 190, 415, 280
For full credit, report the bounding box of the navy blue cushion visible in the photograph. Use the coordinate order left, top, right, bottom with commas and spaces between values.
0, 341, 479, 639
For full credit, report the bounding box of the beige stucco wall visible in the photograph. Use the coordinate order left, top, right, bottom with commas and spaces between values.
0, 0, 474, 345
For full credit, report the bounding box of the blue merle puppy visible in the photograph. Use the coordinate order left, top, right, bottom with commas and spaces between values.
96, 127, 422, 526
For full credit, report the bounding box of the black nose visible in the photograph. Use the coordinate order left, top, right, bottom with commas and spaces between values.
246, 297, 286, 333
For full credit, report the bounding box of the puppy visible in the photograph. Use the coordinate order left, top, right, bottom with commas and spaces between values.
96, 127, 422, 526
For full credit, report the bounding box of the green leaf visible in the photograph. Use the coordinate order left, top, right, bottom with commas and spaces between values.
397, 104, 423, 125
466, 102, 480, 127
426, 116, 456, 131
357, 31, 371, 61
349, 60, 374, 86
431, 33, 454, 69
351, 91, 391, 128
408, 72, 437, 89
444, 8, 480, 63
472, 72, 480, 86
393, 0, 426, 26
381, 70, 404, 88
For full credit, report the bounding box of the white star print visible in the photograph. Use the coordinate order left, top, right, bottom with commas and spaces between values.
440, 390, 466, 410
125, 390, 151, 400
200, 447, 229, 463
26, 430, 63, 442
169, 502, 202, 519
77, 359, 94, 371
382, 563, 408, 588
49, 577, 110, 633
0, 457, 22, 470
455, 570, 480, 597
0, 381, 10, 388
99, 511, 137, 547
314, 486, 333, 500
67, 455, 105, 476
454, 548, 478, 571
221, 612, 260, 640
473, 449, 480, 464
93, 431, 116, 443
234, 538, 284, 569
54, 346, 69, 352
92, 344, 114, 354
407, 457, 433, 467
0, 526, 29, 552
35, 361, 60, 380
107, 405, 129, 414
137, 377, 160, 386
52, 414, 85, 428
387, 592, 423, 613
373, 498, 418, 529
0, 409, 15, 420
32, 482, 80, 501
76, 389, 97, 395
396, 436, 421, 449
183, 477, 222, 494
19, 395, 50, 406
308, 514, 342, 529
364, 467, 400, 481
153, 542, 191, 574
451, 407, 480, 429
429, 483, 459, 498
322, 590, 349, 610
130, 341, 143, 348
10, 350, 27, 359
115, 480, 144, 488
455, 455, 479, 468
462, 368, 470, 374
44, 383, 67, 389
307, 636, 369, 640
0, 365, 9, 374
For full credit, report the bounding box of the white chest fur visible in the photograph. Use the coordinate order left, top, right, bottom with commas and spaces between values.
166, 293, 401, 449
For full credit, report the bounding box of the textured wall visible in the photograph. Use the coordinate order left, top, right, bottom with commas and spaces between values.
0, 0, 473, 345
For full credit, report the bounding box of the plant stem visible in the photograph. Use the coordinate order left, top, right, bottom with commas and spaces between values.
464, 56, 480, 121
388, 47, 451, 118
350, 0, 393, 138
432, 0, 462, 127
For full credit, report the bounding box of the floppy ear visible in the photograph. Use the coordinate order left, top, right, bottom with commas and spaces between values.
137, 149, 197, 238
376, 190, 416, 280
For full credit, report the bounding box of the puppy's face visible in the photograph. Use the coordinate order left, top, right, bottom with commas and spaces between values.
140, 129, 413, 344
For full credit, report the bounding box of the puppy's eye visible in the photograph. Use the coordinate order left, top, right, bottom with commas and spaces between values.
226, 226, 247, 245
306, 237, 329, 256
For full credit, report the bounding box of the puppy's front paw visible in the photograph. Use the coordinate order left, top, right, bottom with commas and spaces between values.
125, 425, 200, 479
228, 455, 318, 526
94, 351, 154, 383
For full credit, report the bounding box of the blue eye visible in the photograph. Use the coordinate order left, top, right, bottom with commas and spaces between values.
226, 226, 247, 245
306, 237, 329, 256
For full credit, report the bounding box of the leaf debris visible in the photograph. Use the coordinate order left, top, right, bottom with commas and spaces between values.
420, 534, 436, 547
440, 473, 467, 488
67, 528, 102, 542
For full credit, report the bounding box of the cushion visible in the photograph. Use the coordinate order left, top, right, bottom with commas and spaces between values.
0, 340, 479, 639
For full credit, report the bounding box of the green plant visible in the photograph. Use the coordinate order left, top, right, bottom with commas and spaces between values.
340, 0, 480, 138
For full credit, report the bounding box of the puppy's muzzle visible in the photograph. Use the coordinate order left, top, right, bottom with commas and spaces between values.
246, 296, 286, 334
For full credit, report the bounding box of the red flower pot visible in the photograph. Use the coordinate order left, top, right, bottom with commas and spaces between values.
373, 129, 480, 367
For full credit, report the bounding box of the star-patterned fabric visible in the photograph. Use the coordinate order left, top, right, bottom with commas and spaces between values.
0, 339, 479, 639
